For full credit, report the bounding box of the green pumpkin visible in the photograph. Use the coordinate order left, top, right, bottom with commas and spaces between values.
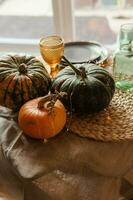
0, 55, 51, 111
51, 58, 115, 114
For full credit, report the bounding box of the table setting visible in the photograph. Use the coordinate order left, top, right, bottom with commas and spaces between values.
0, 24, 133, 200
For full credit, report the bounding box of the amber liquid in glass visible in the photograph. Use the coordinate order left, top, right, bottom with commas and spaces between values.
40, 36, 64, 77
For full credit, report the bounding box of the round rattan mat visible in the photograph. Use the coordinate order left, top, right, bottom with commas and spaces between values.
68, 89, 133, 142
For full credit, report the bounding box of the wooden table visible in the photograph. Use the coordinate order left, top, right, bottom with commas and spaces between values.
0, 106, 133, 200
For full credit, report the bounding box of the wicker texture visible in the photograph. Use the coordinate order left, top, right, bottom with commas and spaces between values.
69, 90, 133, 142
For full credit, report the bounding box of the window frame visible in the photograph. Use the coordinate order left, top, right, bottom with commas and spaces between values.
52, 0, 75, 41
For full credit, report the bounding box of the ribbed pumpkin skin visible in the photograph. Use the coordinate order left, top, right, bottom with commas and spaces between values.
18, 97, 67, 139
0, 55, 51, 111
51, 64, 115, 114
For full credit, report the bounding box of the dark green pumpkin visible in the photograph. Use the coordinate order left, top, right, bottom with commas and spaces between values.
51, 59, 115, 114
0, 55, 51, 111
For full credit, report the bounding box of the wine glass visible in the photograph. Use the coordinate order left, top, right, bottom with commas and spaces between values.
39, 35, 64, 77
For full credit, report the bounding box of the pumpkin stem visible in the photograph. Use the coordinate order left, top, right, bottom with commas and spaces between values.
38, 91, 66, 113
19, 63, 28, 74
62, 56, 81, 75
79, 66, 87, 80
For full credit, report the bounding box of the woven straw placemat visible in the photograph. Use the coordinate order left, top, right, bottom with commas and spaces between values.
68, 89, 133, 142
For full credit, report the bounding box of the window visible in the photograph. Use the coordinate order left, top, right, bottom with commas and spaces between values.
0, 0, 133, 54
0, 0, 54, 39
0, 0, 54, 54
73, 0, 133, 44
0, 0, 75, 53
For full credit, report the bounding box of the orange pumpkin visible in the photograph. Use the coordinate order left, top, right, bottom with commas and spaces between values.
18, 92, 67, 139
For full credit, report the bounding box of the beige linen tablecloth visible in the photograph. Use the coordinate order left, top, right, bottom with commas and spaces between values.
0, 106, 133, 200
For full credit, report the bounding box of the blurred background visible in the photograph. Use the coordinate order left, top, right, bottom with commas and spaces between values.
0, 0, 132, 53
